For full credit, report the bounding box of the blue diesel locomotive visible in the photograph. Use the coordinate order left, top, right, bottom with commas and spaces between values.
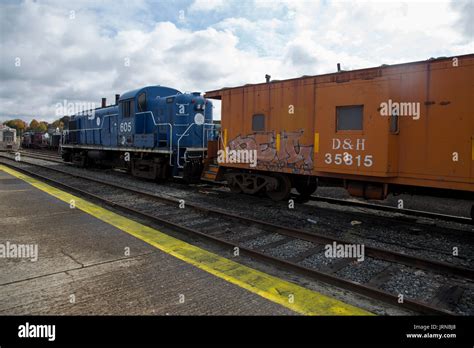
61, 85, 214, 181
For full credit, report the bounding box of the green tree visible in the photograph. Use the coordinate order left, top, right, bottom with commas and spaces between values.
29, 119, 40, 131
51, 119, 65, 131
3, 119, 27, 135
38, 121, 48, 132
16, 120, 27, 133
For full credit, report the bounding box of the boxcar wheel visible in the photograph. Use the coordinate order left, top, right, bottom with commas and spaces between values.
266, 174, 291, 201
294, 177, 317, 198
228, 181, 242, 193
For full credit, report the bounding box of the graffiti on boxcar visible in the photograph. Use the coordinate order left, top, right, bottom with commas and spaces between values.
227, 130, 313, 173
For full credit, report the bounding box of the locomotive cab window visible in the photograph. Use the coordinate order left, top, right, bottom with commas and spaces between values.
252, 114, 265, 132
137, 93, 146, 112
336, 105, 363, 131
121, 100, 134, 118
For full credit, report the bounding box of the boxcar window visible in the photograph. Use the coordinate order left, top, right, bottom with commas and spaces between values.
336, 105, 363, 131
252, 114, 265, 132
138, 93, 146, 112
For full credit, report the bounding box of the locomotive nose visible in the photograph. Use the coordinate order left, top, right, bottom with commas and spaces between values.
191, 95, 206, 112
194, 103, 205, 111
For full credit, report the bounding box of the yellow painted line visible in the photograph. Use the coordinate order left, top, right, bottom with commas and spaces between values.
0, 164, 372, 316
276, 133, 281, 152
314, 132, 320, 153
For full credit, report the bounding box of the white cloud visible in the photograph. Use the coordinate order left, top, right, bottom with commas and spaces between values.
0, 0, 472, 123
188, 0, 227, 13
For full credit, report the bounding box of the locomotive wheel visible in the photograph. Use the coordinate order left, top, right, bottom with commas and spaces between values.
294, 177, 317, 198
266, 174, 291, 201
73, 153, 87, 168
62, 152, 72, 162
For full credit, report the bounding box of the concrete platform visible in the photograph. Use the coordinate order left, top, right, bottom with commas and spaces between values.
0, 166, 370, 315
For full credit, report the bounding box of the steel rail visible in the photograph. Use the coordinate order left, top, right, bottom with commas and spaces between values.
0, 159, 465, 315
306, 195, 472, 225
2, 154, 472, 280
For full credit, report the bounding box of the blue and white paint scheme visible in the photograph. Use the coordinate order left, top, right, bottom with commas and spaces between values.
62, 85, 214, 178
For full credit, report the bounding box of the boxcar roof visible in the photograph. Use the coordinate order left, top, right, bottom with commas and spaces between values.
205, 53, 474, 99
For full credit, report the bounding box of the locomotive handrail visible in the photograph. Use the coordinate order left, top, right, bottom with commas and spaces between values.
202, 123, 216, 161
63, 109, 217, 169
177, 122, 215, 168
202, 123, 216, 149
65, 113, 118, 132
155, 122, 173, 166
177, 123, 194, 168
135, 112, 174, 164
64, 110, 174, 165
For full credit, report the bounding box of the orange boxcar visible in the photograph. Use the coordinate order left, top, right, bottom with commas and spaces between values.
205, 54, 474, 203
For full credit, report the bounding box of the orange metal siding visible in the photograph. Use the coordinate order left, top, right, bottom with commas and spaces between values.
206, 54, 474, 193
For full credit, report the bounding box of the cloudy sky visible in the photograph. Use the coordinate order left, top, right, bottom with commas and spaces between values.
0, 0, 472, 123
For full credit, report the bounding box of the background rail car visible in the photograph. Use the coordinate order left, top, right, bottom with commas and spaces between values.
21, 131, 48, 149
47, 130, 62, 150
0, 125, 18, 151
205, 54, 474, 204
20, 130, 61, 151
61, 85, 214, 181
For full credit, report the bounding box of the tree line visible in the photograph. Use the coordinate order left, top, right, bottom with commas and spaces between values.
2, 116, 70, 135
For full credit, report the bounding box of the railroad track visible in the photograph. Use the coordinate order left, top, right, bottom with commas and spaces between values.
201, 178, 473, 227
15, 150, 472, 226
198, 183, 473, 242
3, 154, 472, 260
1, 155, 473, 315
305, 195, 472, 225
15, 150, 63, 163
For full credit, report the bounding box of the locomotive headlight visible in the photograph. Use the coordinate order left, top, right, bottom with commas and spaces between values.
194, 113, 205, 125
